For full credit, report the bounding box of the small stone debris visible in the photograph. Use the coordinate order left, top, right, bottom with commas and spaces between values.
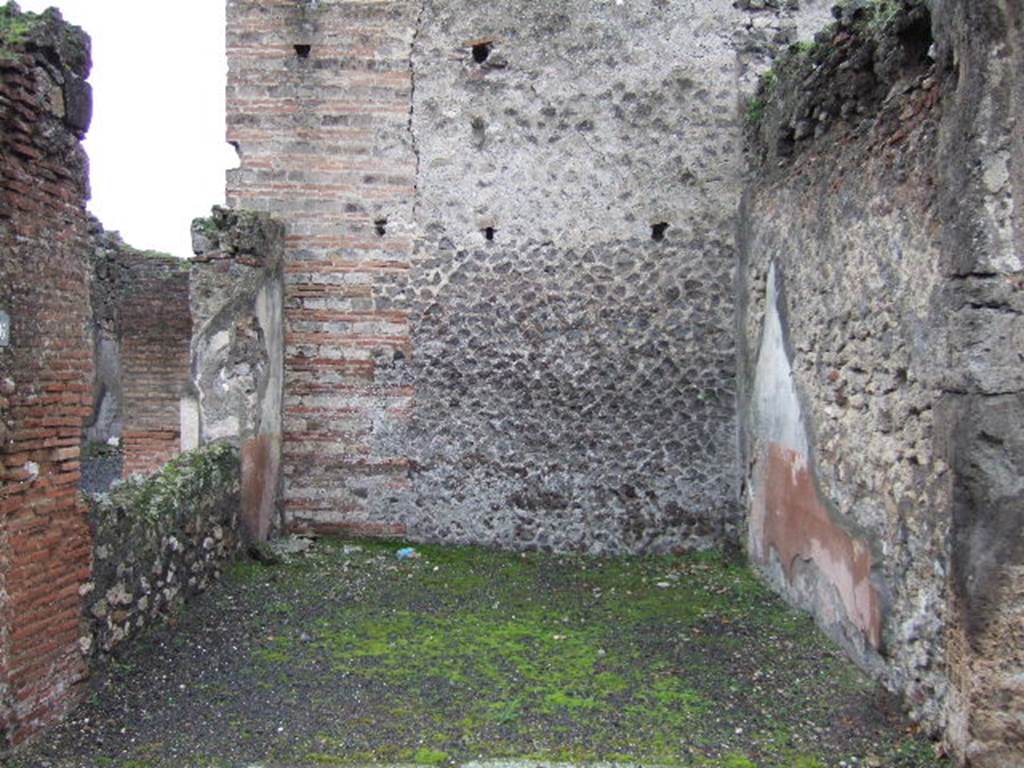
271, 535, 316, 557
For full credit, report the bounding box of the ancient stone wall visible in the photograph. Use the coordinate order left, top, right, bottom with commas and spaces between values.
85, 226, 195, 490
738, 1, 1022, 764
226, 0, 422, 540
190, 206, 285, 542
930, 0, 1023, 764
225, 0, 831, 552
118, 249, 191, 478
0, 4, 94, 748
85, 443, 241, 656
85, 221, 126, 450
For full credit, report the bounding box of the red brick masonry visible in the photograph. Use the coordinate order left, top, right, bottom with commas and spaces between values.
119, 253, 191, 477
0, 17, 95, 748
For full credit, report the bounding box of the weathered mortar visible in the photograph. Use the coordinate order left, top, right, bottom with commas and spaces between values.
190, 206, 286, 542
84, 443, 242, 656
929, 0, 1023, 764
739, 1, 1022, 763
226, 0, 831, 553
0, 1, 94, 748
83, 225, 191, 491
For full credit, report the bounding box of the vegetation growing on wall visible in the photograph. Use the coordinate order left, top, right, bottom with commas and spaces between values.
92, 442, 239, 529
745, 0, 934, 164
0, 2, 87, 65
87, 443, 242, 655
0, 3, 40, 50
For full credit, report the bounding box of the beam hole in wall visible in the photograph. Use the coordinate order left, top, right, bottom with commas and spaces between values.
374, 218, 388, 237
777, 127, 796, 158
472, 42, 493, 64
294, 44, 311, 59
483, 226, 495, 242
471, 116, 487, 148
651, 222, 669, 242
899, 13, 934, 68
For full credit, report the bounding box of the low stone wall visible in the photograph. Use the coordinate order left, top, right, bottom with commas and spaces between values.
84, 443, 241, 656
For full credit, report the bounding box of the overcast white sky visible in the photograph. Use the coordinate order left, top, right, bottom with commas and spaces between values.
19, 1, 234, 258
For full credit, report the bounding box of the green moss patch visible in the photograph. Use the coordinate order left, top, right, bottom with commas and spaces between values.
92, 442, 239, 530
0, 3, 42, 51
15, 539, 947, 768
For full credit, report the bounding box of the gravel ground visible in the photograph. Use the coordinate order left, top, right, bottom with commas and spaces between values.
6, 539, 948, 768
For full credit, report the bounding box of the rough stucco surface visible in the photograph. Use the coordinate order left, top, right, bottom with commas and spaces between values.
190, 207, 286, 542
739, 1, 1023, 764
933, 1, 1023, 764
393, 0, 834, 553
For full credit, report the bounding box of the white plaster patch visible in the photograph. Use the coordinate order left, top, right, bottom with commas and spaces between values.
180, 396, 200, 452
752, 262, 809, 457
209, 330, 231, 353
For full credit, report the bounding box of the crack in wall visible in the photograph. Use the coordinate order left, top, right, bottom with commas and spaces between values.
408, 0, 426, 226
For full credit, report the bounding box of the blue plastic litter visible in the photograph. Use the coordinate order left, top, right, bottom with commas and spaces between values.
396, 547, 418, 560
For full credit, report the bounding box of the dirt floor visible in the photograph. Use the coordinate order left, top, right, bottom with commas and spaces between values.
8, 538, 948, 768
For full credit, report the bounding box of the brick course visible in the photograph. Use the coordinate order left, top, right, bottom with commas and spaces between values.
118, 253, 191, 477
226, 0, 418, 534
0, 9, 95, 748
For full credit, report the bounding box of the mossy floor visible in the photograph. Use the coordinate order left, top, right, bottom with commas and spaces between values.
10, 539, 947, 768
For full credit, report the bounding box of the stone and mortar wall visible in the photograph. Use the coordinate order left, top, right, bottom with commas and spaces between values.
84, 443, 241, 656
85, 225, 195, 491
226, 0, 830, 553
189, 206, 285, 542
85, 222, 128, 450
929, 0, 1023, 764
738, 1, 1022, 764
0, 3, 94, 748
118, 248, 191, 478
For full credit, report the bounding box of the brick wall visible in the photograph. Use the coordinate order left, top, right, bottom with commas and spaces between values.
225, 0, 831, 550
119, 252, 191, 477
226, 0, 418, 538
0, 8, 94, 749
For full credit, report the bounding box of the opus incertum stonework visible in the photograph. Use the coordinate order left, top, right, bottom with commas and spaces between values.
0, 1, 1020, 765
